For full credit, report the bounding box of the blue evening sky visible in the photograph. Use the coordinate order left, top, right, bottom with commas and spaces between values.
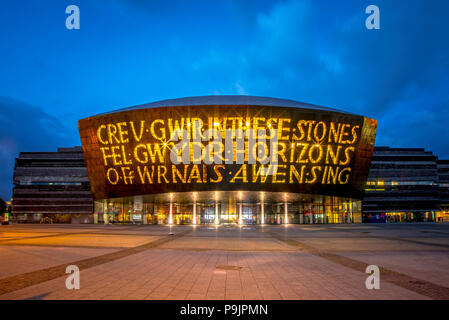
0, 0, 448, 199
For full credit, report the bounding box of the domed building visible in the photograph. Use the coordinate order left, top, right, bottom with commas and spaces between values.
78, 96, 377, 225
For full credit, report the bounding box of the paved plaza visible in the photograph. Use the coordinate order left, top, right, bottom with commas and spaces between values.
0, 223, 449, 300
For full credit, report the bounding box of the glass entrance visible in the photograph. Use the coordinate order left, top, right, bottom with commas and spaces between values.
242, 205, 258, 224
220, 199, 238, 224
173, 204, 193, 224
200, 203, 216, 224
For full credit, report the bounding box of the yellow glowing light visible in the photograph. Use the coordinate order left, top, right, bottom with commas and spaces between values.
187, 123, 191, 127
245, 121, 250, 127
214, 122, 220, 127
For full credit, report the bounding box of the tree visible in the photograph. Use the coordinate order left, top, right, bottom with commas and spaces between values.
0, 198, 6, 215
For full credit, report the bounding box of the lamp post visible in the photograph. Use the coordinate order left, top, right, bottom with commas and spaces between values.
193, 192, 197, 225
169, 194, 174, 235
239, 203, 243, 225
215, 201, 220, 225
284, 194, 288, 225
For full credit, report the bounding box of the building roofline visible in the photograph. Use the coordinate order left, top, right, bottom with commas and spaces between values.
92, 95, 357, 117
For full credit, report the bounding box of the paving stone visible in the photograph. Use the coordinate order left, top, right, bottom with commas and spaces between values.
0, 224, 448, 300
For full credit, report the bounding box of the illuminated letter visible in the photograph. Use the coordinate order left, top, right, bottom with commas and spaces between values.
203, 128, 223, 165
338, 167, 352, 184
252, 165, 270, 183
321, 166, 329, 184
192, 119, 203, 164
340, 146, 355, 165
168, 118, 186, 138
172, 165, 187, 183
308, 144, 323, 164
293, 120, 306, 141
97, 125, 108, 145
121, 167, 134, 184
349, 125, 360, 144
313, 121, 327, 143
211, 165, 225, 183
305, 166, 321, 184
306, 121, 316, 141
191, 118, 203, 141
121, 145, 132, 165
259, 129, 279, 169
188, 165, 203, 183
325, 145, 342, 165
170, 129, 190, 164
296, 143, 309, 163
107, 168, 119, 185
253, 117, 266, 136
147, 143, 166, 163
278, 118, 291, 140
327, 166, 339, 184
134, 144, 148, 164
100, 147, 112, 166
107, 124, 120, 144
235, 129, 245, 164
150, 119, 166, 140
338, 124, 351, 144
117, 122, 129, 143
224, 129, 234, 164
137, 165, 154, 184
272, 165, 286, 183
130, 120, 145, 142
110, 146, 122, 165
275, 141, 287, 163
157, 165, 169, 183
230, 164, 248, 183
289, 165, 305, 184
247, 129, 258, 165
328, 122, 341, 143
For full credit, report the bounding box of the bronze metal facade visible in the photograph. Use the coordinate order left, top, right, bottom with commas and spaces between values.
78, 96, 376, 224
79, 98, 376, 200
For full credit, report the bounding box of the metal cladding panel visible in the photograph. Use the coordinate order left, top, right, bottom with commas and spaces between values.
78, 103, 377, 200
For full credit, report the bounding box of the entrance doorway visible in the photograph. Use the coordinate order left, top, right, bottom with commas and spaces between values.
200, 203, 216, 224
242, 204, 258, 224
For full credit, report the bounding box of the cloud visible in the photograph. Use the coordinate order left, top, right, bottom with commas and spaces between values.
199, 0, 449, 157
1, 0, 448, 199
0, 96, 74, 199
235, 82, 248, 95
116, 0, 181, 14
